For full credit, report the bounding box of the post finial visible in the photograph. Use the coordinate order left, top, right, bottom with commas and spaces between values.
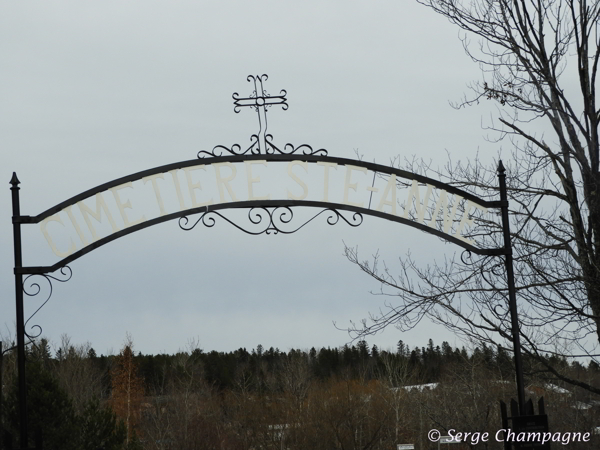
10, 172, 20, 186
497, 160, 506, 174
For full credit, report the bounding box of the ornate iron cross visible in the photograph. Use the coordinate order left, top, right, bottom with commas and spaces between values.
232, 74, 288, 154
198, 75, 326, 157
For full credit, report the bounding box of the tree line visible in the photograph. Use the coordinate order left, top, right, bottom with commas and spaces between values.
1, 335, 599, 449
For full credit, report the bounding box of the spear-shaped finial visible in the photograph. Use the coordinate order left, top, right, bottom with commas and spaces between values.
497, 160, 506, 174
10, 172, 20, 188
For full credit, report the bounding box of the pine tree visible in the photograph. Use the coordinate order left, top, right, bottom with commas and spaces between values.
4, 360, 78, 449
78, 398, 126, 450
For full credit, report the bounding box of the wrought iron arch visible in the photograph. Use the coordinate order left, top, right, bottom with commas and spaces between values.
16, 153, 504, 276
9, 75, 526, 445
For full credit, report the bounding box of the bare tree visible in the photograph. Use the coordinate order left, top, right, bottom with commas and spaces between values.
52, 334, 103, 415
346, 0, 600, 395
376, 352, 412, 444
307, 379, 391, 450
275, 350, 313, 407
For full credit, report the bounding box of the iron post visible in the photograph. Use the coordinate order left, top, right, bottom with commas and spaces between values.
497, 160, 526, 415
0, 341, 3, 449
10, 172, 28, 444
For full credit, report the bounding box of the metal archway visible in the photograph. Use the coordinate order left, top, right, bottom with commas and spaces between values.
9, 75, 525, 445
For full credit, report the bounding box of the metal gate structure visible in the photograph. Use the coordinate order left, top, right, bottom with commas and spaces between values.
10, 75, 526, 445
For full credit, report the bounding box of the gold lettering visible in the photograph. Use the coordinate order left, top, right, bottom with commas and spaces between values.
143, 173, 167, 216
245, 160, 270, 201
110, 182, 146, 228
455, 201, 487, 244
430, 190, 462, 234
287, 161, 309, 200
77, 193, 119, 242
184, 166, 213, 208
403, 180, 433, 223
65, 205, 88, 246
317, 161, 338, 202
169, 169, 186, 211
40, 214, 77, 257
376, 174, 397, 215
343, 165, 368, 207
213, 162, 239, 202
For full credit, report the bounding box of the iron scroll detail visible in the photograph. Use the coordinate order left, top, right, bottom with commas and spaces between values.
179, 206, 363, 235
198, 74, 328, 158
198, 140, 328, 158
22, 266, 72, 340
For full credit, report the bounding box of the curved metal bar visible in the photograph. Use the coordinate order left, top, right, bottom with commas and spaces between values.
22, 266, 72, 338
20, 199, 505, 275
22, 154, 502, 225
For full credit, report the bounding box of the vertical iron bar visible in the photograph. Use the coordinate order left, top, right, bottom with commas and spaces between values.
499, 400, 511, 450
497, 161, 526, 415
10, 173, 28, 444
367, 170, 377, 209
0, 341, 3, 450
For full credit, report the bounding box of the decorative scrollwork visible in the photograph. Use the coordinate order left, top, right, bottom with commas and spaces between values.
282, 143, 328, 156
197, 74, 329, 158
198, 143, 246, 158
460, 250, 473, 266
491, 260, 506, 277
198, 139, 329, 158
22, 266, 72, 340
324, 209, 363, 227
493, 301, 510, 320
179, 207, 362, 235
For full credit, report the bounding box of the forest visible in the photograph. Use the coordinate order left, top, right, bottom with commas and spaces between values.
1, 336, 599, 449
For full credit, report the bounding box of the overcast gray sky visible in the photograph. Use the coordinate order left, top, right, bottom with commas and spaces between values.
1, 1, 501, 356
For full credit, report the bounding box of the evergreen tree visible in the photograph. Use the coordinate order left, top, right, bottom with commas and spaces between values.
78, 398, 126, 450
4, 358, 126, 449
371, 344, 379, 360
397, 340, 407, 357
357, 340, 370, 360
4, 360, 78, 449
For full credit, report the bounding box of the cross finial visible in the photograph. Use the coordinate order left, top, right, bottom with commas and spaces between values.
232, 74, 288, 154
198, 75, 327, 158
